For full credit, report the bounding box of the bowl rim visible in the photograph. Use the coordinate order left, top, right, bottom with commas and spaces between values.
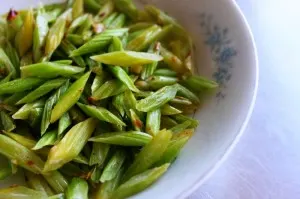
176, 0, 259, 198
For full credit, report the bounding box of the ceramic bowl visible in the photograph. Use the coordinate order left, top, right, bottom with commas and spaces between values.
0, 0, 258, 198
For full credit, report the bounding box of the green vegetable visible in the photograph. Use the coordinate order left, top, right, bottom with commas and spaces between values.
113, 164, 170, 199
32, 130, 57, 150
148, 75, 178, 89
91, 79, 128, 101
0, 48, 17, 78
170, 121, 192, 134
72, 0, 84, 19
50, 72, 90, 123
17, 78, 66, 104
136, 85, 177, 112
157, 129, 193, 165
126, 25, 162, 51
181, 75, 219, 93
0, 78, 45, 95
0, 186, 46, 199
43, 170, 69, 193
45, 17, 66, 58
0, 111, 16, 132
145, 108, 161, 136
89, 131, 152, 146
100, 150, 126, 182
66, 177, 89, 199
77, 102, 125, 126
44, 118, 97, 172
161, 104, 182, 115
70, 28, 128, 56
94, 167, 123, 199
0, 134, 44, 174
58, 113, 72, 136
41, 80, 70, 135
25, 171, 54, 196
3, 131, 36, 149
113, 0, 138, 19
33, 9, 49, 62
122, 129, 172, 181
60, 40, 86, 67
13, 99, 45, 120
91, 51, 162, 67
15, 9, 34, 57
21, 62, 85, 78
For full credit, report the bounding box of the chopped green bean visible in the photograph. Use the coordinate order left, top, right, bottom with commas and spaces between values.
44, 118, 97, 172
72, 0, 84, 19
113, 164, 170, 199
126, 25, 162, 51
103, 12, 119, 27
48, 193, 65, 199
21, 62, 84, 78
109, 13, 126, 29
0, 186, 46, 199
58, 112, 71, 136
0, 48, 17, 79
161, 104, 182, 115
45, 17, 66, 58
0, 134, 44, 174
89, 141, 110, 166
60, 40, 86, 67
0, 78, 44, 95
113, 0, 138, 19
3, 40, 20, 75
17, 78, 67, 104
41, 80, 69, 135
0, 111, 16, 132
66, 177, 89, 199
148, 75, 178, 89
100, 150, 126, 182
73, 154, 89, 165
172, 114, 199, 128
69, 106, 86, 123
33, 10, 49, 62
70, 28, 128, 56
94, 167, 123, 199
181, 75, 219, 93
91, 51, 163, 67
140, 42, 160, 80
156, 129, 193, 165
15, 9, 34, 57
170, 121, 192, 134
122, 129, 172, 181
3, 131, 36, 149
96, 0, 115, 22
13, 99, 45, 120
89, 131, 152, 146
77, 102, 125, 126
43, 170, 69, 193
50, 71, 90, 123
25, 171, 54, 196
91, 79, 127, 101
129, 109, 143, 131
32, 130, 57, 150
145, 108, 161, 136
136, 85, 177, 112
154, 68, 178, 77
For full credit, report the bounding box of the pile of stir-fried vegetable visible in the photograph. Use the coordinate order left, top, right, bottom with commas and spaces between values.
0, 0, 218, 198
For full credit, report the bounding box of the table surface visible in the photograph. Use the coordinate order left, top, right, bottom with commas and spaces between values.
189, 0, 300, 198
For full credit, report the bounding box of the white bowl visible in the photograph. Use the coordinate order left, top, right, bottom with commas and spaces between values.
0, 0, 258, 198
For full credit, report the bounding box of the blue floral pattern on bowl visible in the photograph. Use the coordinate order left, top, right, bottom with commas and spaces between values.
200, 13, 237, 99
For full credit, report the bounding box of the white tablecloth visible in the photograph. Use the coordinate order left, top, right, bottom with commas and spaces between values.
189, 0, 300, 198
